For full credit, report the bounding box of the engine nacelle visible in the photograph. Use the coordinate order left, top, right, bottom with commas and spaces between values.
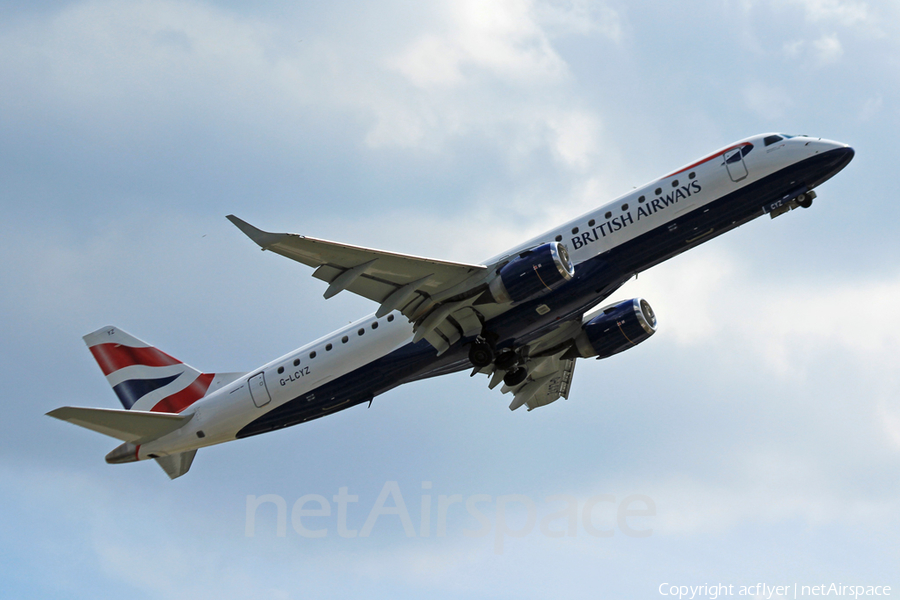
488, 242, 574, 304
571, 298, 657, 359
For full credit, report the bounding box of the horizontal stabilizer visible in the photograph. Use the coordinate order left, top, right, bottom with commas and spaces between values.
47, 406, 193, 443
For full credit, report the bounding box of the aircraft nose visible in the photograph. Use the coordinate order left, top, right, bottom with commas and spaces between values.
833, 145, 855, 168
814, 139, 854, 169
807, 143, 854, 188
823, 139, 854, 156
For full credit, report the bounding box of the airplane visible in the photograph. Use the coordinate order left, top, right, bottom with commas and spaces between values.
48, 133, 854, 479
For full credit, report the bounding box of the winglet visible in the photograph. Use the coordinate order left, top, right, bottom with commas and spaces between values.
226, 215, 288, 249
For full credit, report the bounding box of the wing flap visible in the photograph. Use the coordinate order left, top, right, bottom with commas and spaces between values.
47, 406, 193, 443
483, 344, 578, 412
507, 357, 576, 411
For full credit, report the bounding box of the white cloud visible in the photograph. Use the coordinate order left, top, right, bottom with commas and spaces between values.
783, 39, 805, 58
742, 82, 794, 120
0, 0, 622, 223
734, 278, 900, 379
879, 400, 900, 451
0, 0, 329, 164
858, 94, 883, 121
784, 34, 844, 68
390, 0, 568, 89
624, 250, 737, 346
547, 110, 600, 170
0, 0, 609, 173
627, 248, 900, 379
748, 0, 871, 26
789, 0, 870, 24
783, 34, 844, 66
646, 466, 898, 536
537, 0, 624, 41
624, 245, 900, 462
365, 0, 614, 171
812, 33, 843, 64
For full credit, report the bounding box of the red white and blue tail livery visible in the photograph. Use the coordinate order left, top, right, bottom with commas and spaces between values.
50, 327, 243, 478
84, 326, 235, 413
48, 133, 855, 479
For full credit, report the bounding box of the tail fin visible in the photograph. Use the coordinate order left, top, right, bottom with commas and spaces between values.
83, 326, 241, 413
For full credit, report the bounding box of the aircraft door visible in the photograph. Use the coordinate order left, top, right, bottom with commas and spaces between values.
249, 372, 271, 408
724, 147, 748, 182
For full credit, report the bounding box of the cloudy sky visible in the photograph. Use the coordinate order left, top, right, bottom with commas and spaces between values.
1, 0, 897, 598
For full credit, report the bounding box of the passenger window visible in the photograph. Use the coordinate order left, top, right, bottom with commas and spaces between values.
572, 227, 579, 234
342, 336, 349, 343
358, 328, 364, 336
277, 366, 284, 374
325, 344, 332, 351
555, 234, 562, 242
372, 322, 379, 330
310, 351, 317, 359
293, 358, 300, 366
387, 314, 395, 322
588, 219, 595, 227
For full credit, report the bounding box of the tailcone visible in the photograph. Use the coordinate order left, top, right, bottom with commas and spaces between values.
105, 442, 139, 464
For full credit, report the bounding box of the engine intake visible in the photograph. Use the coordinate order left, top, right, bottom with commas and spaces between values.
488, 242, 574, 304
570, 298, 657, 359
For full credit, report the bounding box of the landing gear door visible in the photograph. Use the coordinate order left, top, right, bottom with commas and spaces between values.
724, 147, 748, 182
249, 372, 271, 408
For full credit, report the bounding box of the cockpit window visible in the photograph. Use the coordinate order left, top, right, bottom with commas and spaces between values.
726, 143, 754, 163
764, 135, 783, 146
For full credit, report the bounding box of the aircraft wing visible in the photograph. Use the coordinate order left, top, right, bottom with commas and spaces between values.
227, 216, 488, 324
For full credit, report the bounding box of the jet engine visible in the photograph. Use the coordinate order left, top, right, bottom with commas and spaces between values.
487, 242, 575, 304
569, 298, 657, 359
